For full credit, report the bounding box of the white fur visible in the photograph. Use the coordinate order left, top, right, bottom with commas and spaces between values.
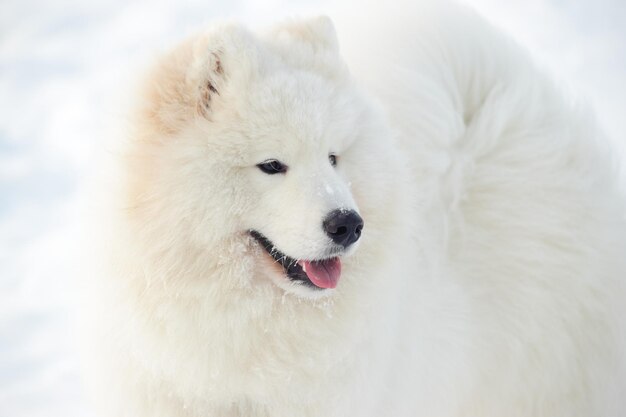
84, 3, 626, 416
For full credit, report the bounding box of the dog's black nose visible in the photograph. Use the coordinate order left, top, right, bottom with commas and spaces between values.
323, 209, 364, 248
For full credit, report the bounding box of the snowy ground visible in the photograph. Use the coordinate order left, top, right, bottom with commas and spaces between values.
1, 0, 624, 415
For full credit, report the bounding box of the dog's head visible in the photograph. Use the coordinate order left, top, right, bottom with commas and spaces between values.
124, 17, 405, 298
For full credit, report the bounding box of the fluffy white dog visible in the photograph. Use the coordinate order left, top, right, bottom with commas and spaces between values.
85, 2, 626, 416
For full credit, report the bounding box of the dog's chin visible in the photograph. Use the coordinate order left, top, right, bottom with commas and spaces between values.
249, 230, 345, 299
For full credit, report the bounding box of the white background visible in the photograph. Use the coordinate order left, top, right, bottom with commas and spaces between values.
0, 0, 624, 415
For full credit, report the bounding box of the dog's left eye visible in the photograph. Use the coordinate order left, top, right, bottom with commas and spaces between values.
329, 154, 337, 167
257, 159, 287, 175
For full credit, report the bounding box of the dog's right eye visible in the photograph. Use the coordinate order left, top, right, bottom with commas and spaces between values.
257, 159, 288, 175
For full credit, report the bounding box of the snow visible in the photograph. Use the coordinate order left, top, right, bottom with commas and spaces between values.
0, 0, 624, 415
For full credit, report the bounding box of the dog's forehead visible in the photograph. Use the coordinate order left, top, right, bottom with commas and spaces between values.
256, 71, 335, 115
242, 73, 350, 145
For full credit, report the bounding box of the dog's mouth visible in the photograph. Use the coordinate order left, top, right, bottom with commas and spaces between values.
249, 230, 341, 290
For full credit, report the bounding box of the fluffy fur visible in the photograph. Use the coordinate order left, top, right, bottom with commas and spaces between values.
85, 2, 626, 416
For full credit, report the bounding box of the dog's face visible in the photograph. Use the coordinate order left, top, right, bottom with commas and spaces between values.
236, 71, 369, 295
129, 17, 404, 298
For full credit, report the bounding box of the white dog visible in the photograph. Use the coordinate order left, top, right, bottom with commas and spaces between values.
85, 2, 626, 416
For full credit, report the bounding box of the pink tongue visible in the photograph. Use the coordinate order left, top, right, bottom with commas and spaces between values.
299, 258, 342, 289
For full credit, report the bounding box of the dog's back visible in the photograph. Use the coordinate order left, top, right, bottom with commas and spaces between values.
336, 3, 626, 415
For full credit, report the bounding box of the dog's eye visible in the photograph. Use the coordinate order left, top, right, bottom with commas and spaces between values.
257, 159, 287, 175
329, 154, 337, 167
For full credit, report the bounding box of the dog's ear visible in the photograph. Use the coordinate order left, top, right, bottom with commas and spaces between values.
190, 46, 226, 120
138, 24, 257, 134
267, 16, 346, 80
188, 24, 260, 120
271, 16, 339, 54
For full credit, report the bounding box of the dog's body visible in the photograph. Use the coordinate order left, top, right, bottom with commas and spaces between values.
86, 3, 626, 416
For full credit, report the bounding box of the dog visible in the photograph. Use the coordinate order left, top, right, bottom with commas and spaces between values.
84, 3, 626, 416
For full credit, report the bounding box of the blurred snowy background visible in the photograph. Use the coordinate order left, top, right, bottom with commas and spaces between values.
0, 0, 624, 415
